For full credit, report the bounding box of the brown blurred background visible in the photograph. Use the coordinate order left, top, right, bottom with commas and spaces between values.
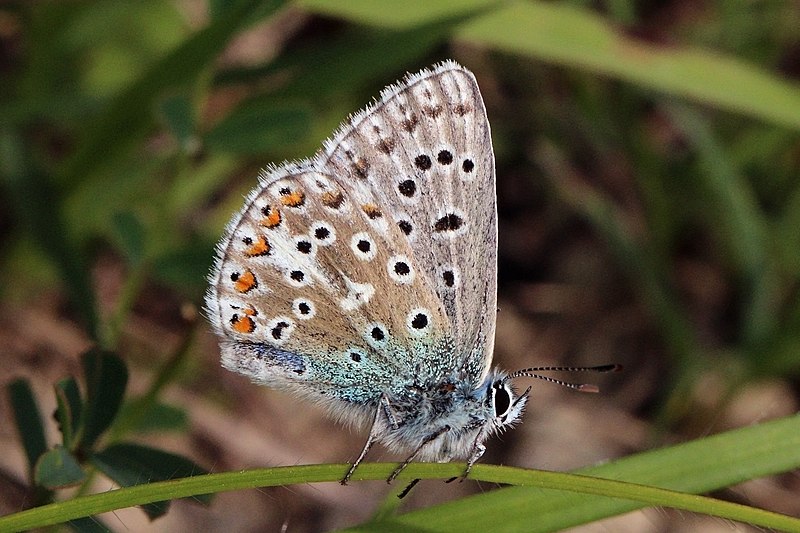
1, 1, 799, 531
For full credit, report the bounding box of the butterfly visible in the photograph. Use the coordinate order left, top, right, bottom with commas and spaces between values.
205, 60, 619, 490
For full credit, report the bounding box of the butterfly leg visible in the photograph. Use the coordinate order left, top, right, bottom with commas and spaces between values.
341, 394, 394, 485
386, 424, 451, 484
463, 442, 486, 477
445, 424, 487, 483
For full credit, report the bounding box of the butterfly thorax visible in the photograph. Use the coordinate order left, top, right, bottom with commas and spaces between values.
376, 369, 528, 462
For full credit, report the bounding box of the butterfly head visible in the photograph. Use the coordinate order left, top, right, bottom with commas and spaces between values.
477, 363, 623, 437
482, 370, 530, 433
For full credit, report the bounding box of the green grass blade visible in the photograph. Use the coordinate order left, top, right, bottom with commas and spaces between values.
665, 104, 766, 278
371, 413, 800, 532
534, 141, 700, 375
456, 1, 800, 130
1, 415, 799, 532
90, 443, 210, 520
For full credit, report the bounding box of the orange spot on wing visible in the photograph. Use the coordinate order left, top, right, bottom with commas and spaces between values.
361, 203, 382, 219
234, 270, 257, 293
231, 312, 256, 333
353, 158, 370, 178
321, 191, 344, 209
260, 207, 281, 228
280, 190, 305, 207
244, 236, 270, 257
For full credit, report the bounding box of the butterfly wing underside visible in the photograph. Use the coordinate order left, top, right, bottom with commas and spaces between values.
320, 62, 498, 384
207, 164, 455, 408
207, 62, 497, 414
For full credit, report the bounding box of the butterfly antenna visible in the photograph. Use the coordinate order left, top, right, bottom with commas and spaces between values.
505, 364, 622, 393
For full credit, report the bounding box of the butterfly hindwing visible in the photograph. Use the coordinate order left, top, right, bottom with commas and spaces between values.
207, 165, 452, 407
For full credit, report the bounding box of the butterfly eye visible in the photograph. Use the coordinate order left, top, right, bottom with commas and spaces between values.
492, 382, 511, 420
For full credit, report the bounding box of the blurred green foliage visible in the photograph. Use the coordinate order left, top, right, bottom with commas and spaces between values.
7, 349, 208, 528
1, 0, 800, 530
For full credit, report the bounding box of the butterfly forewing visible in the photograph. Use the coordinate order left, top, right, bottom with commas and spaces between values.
319, 62, 498, 384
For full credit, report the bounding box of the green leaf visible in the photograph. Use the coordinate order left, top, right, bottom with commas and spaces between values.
110, 211, 146, 267
108, 335, 194, 443
34, 446, 86, 489
91, 442, 210, 520
456, 1, 800, 130
7, 378, 48, 478
236, 18, 465, 98
79, 349, 128, 450
204, 99, 312, 155
54, 377, 84, 450
298, 0, 499, 29
159, 93, 196, 150
91, 443, 209, 488
152, 240, 215, 295
209, 0, 280, 22
215, 22, 450, 94
115, 401, 188, 434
